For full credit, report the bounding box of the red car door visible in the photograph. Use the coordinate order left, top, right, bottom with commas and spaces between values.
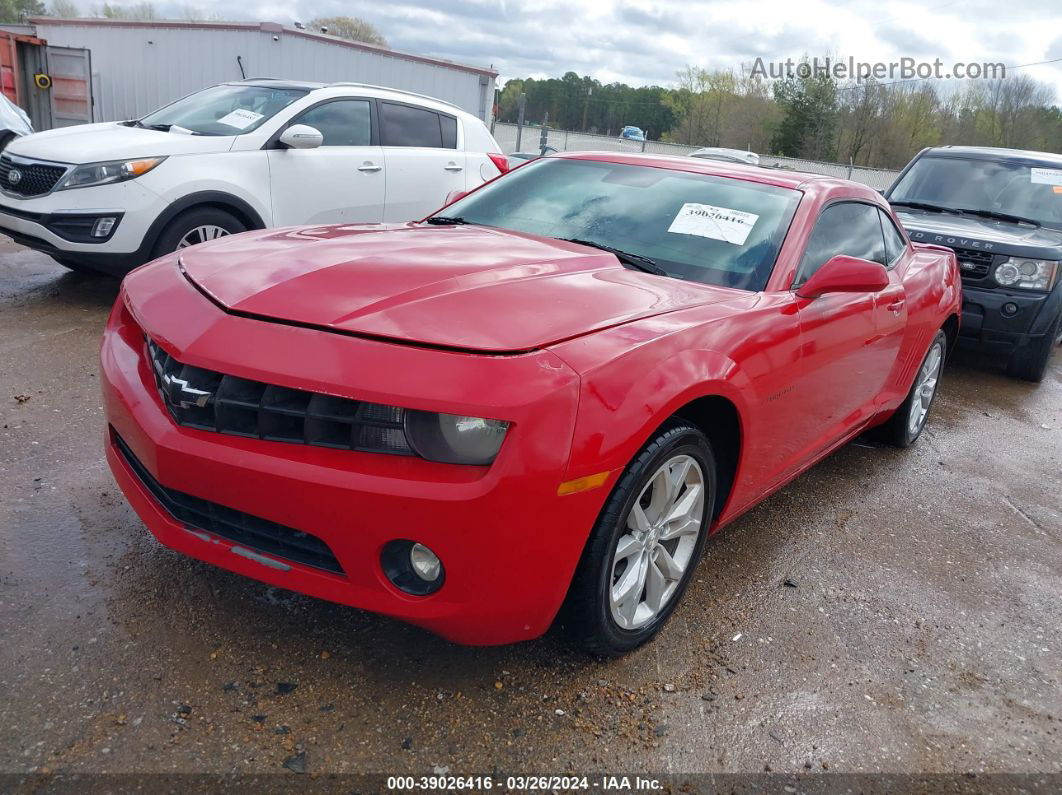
777, 201, 897, 479
870, 209, 913, 398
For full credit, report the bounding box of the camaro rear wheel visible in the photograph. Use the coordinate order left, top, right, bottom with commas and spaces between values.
878, 329, 947, 447
564, 421, 715, 656
152, 207, 246, 258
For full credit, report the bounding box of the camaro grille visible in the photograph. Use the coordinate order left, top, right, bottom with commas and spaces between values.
146, 338, 412, 455
113, 431, 344, 574
951, 247, 994, 281
0, 155, 67, 197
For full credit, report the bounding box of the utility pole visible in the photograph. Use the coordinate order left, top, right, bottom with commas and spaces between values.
514, 92, 527, 152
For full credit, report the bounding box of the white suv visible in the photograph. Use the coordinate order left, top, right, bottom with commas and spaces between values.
0, 79, 508, 275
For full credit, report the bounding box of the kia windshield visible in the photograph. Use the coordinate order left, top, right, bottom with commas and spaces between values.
137, 84, 309, 136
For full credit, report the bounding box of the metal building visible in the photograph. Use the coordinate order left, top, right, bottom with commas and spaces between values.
27, 17, 497, 128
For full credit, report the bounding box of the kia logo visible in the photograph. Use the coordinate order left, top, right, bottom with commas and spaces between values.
8, 168, 21, 185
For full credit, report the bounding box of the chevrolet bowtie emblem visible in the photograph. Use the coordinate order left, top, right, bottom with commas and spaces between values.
162, 372, 213, 409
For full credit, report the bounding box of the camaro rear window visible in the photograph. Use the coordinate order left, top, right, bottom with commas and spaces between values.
445, 159, 801, 291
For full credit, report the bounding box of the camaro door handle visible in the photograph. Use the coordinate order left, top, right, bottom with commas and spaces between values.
444, 163, 463, 171
358, 163, 382, 172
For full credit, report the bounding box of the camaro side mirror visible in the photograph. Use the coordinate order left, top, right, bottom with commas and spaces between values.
279, 124, 324, 150
797, 254, 889, 299
444, 189, 468, 206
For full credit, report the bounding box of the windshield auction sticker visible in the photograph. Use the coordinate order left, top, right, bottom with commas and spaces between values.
1031, 167, 1062, 187
668, 202, 759, 245
216, 108, 265, 130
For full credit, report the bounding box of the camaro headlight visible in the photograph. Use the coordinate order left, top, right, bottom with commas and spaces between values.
994, 258, 1059, 291
58, 157, 166, 190
404, 411, 510, 466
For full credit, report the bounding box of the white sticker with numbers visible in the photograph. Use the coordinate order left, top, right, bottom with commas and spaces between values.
667, 202, 759, 245
1031, 168, 1062, 186
216, 108, 264, 130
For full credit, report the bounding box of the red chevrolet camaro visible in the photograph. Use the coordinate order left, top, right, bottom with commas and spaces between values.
101, 153, 960, 655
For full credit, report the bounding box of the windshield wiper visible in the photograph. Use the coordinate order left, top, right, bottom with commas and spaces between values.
562, 238, 671, 277
889, 200, 958, 214
134, 121, 172, 132
952, 208, 1041, 227
424, 216, 470, 225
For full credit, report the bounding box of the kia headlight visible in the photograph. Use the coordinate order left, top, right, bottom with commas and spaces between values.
994, 258, 1059, 292
58, 157, 166, 190
404, 411, 510, 466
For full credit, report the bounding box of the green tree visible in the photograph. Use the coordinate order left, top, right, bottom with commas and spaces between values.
0, 0, 46, 21
309, 15, 387, 46
771, 60, 839, 160
97, 2, 155, 19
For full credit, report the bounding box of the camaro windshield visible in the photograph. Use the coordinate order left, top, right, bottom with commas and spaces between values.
890, 155, 1062, 229
441, 159, 802, 291
137, 84, 309, 136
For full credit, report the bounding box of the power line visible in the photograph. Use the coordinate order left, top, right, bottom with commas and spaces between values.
822, 57, 1062, 93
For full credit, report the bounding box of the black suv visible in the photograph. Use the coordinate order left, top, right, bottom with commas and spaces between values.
886, 146, 1062, 381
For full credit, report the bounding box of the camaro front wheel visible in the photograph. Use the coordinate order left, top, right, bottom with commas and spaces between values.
564, 421, 715, 656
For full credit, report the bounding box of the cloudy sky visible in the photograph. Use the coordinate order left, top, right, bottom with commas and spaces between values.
106, 0, 1062, 97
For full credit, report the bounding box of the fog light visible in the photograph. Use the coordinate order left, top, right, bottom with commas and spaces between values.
1002, 302, 1019, 317
409, 543, 441, 582
381, 540, 445, 595
91, 216, 117, 238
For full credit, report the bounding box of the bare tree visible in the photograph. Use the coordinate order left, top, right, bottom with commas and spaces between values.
308, 15, 386, 46
47, 0, 79, 16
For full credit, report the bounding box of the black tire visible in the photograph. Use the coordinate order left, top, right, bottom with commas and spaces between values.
877, 330, 947, 447
563, 420, 716, 657
151, 206, 246, 258
1006, 312, 1061, 383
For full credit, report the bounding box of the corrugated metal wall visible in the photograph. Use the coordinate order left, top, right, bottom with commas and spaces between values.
33, 21, 496, 124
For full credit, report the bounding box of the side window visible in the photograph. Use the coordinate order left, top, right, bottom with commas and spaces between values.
293, 100, 371, 147
380, 102, 443, 148
796, 202, 888, 285
440, 115, 458, 149
879, 209, 908, 266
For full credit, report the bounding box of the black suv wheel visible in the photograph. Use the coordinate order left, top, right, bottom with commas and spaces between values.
1007, 311, 1061, 383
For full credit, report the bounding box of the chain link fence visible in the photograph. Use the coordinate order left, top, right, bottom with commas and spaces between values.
492, 122, 900, 191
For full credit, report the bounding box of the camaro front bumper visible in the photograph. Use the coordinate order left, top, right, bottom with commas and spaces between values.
101, 259, 613, 645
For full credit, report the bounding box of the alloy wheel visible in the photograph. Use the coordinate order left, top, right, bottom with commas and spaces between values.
177, 225, 230, 249
609, 454, 705, 630
908, 341, 943, 436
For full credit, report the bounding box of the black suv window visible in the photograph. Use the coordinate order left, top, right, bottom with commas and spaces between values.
797, 202, 887, 285
879, 209, 908, 265
380, 102, 454, 148
294, 100, 372, 147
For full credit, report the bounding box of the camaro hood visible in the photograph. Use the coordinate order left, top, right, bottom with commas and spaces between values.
176, 224, 745, 352
6, 122, 236, 163
896, 209, 1062, 259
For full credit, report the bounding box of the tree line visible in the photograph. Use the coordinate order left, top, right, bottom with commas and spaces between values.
498, 64, 1062, 169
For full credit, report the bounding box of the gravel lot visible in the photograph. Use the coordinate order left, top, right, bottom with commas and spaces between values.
1, 241, 1059, 787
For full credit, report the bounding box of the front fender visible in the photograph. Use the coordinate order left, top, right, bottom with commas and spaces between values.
554, 328, 752, 478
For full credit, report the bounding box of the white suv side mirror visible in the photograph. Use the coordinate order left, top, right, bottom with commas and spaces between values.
279, 124, 324, 150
